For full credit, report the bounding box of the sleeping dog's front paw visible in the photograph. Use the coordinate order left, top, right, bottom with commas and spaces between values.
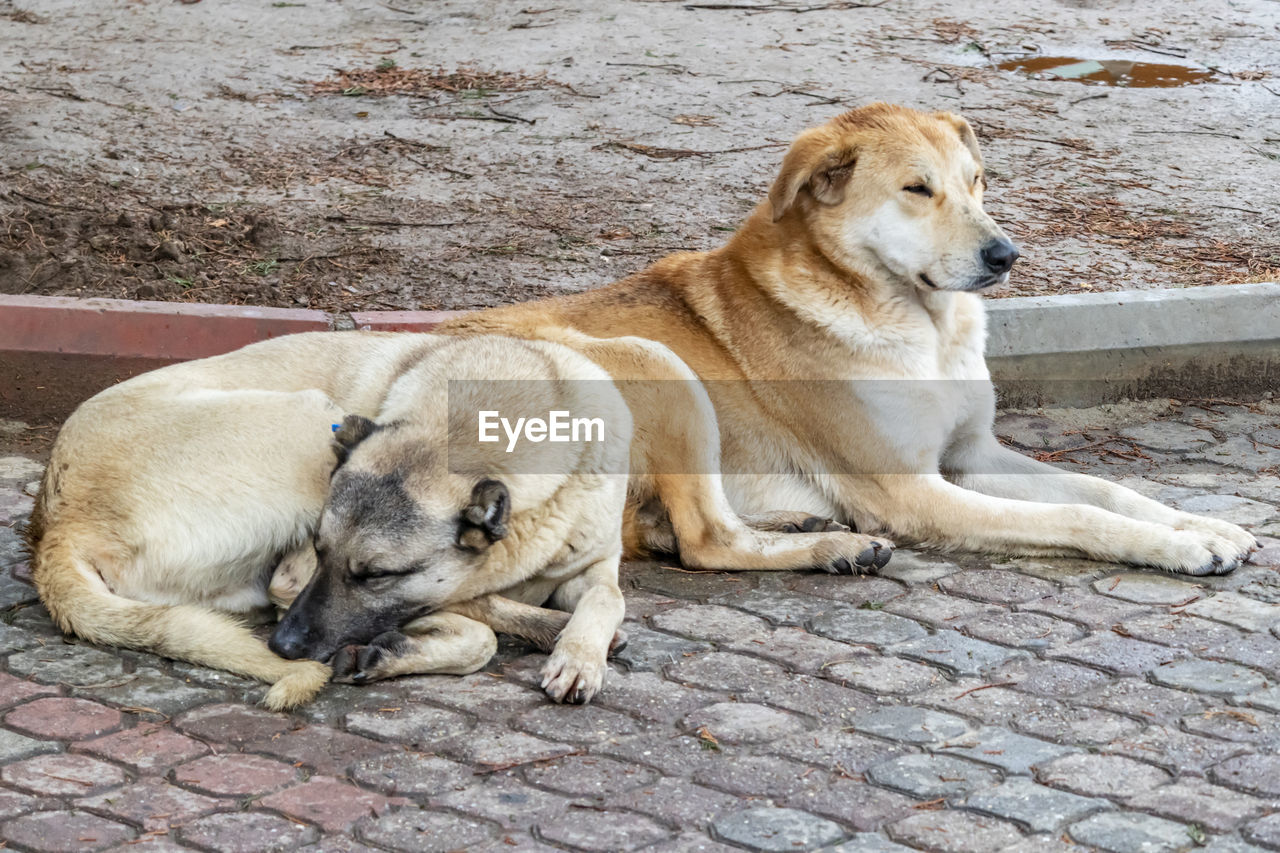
541, 643, 607, 705
331, 631, 411, 684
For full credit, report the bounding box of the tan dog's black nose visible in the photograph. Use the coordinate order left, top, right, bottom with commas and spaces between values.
980, 239, 1020, 274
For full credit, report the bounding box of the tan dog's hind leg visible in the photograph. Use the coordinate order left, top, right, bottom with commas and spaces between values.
572, 336, 892, 573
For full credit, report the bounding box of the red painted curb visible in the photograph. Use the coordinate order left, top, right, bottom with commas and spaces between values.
1, 294, 335, 422
0, 294, 332, 360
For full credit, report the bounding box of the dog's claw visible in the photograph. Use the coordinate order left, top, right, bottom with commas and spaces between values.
608, 629, 629, 656
873, 544, 893, 569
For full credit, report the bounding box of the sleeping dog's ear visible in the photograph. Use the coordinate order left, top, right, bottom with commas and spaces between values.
457, 479, 510, 551
331, 414, 378, 467
768, 126, 857, 222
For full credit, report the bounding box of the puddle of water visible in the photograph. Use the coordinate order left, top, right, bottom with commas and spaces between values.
996, 56, 1217, 88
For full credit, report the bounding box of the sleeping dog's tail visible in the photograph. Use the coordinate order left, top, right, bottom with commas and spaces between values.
32, 529, 329, 711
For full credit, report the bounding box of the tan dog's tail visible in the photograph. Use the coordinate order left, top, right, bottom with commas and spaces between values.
33, 534, 329, 711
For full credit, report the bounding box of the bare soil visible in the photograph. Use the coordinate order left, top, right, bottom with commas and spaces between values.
1, 0, 1278, 312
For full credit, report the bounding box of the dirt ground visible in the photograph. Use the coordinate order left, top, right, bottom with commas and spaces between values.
1, 0, 1278, 313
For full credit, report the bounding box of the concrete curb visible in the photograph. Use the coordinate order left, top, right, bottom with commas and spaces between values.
985, 282, 1280, 407
3, 284, 1277, 419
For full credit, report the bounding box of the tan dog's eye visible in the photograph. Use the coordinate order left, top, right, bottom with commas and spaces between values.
903, 184, 933, 198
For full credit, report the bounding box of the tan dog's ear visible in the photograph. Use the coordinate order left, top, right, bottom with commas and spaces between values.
768, 127, 857, 222
934, 112, 983, 166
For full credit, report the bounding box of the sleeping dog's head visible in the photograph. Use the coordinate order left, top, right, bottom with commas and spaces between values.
767, 102, 1019, 293
269, 414, 509, 663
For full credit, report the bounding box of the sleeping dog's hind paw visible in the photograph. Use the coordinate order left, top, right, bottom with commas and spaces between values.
783, 516, 852, 534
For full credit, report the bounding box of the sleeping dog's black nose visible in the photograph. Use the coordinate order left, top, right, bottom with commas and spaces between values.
269, 623, 309, 660
980, 239, 1020, 274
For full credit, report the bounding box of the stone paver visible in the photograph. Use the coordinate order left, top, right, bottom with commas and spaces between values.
964, 777, 1109, 834
1150, 659, 1270, 696
712, 807, 847, 852
356, 807, 498, 851
0, 672, 58, 709
1, 809, 137, 852
808, 606, 928, 647
1186, 592, 1280, 632
1093, 572, 1206, 605
258, 777, 396, 832
1245, 813, 1280, 849
344, 703, 473, 744
1068, 811, 1195, 853
180, 811, 320, 852
2, 402, 1278, 851
3, 753, 128, 796
888, 810, 1024, 853
76, 779, 221, 832
934, 726, 1078, 774
0, 727, 59, 763
535, 808, 673, 851
74, 725, 209, 774
890, 630, 1026, 676
683, 702, 808, 745
788, 778, 919, 832
1124, 777, 1269, 833
850, 706, 972, 745
173, 753, 301, 796
350, 752, 474, 796
1209, 752, 1280, 797
1035, 753, 1172, 800
866, 753, 999, 800
4, 697, 123, 741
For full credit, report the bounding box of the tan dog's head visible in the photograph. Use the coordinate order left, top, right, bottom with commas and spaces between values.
270, 414, 510, 664
768, 103, 1019, 293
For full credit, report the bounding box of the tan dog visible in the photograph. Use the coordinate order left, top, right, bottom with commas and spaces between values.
442, 103, 1259, 575
29, 329, 883, 709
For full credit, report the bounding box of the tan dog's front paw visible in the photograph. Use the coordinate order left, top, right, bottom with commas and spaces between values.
812, 533, 895, 574
1155, 530, 1243, 577
1175, 514, 1260, 563
541, 646, 606, 704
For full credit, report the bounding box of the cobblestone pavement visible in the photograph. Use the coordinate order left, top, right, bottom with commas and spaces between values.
1, 399, 1279, 853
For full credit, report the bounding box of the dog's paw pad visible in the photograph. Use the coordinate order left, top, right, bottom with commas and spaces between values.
853, 541, 893, 571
